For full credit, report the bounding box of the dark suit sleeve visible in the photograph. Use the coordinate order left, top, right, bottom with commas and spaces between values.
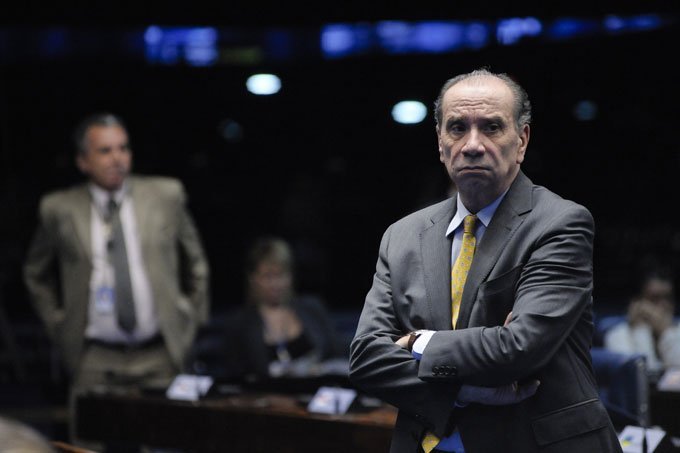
419, 203, 594, 386
350, 225, 458, 437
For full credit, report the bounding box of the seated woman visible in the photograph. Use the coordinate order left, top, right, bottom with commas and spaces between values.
604, 266, 680, 378
225, 237, 346, 380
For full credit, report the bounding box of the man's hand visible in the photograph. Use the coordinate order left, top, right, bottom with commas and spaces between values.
457, 380, 540, 406
395, 334, 410, 348
395, 311, 537, 407
629, 298, 673, 337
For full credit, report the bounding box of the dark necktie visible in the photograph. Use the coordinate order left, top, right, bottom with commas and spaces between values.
108, 198, 136, 333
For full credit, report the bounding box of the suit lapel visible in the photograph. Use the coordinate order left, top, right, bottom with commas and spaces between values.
421, 198, 456, 331
457, 172, 534, 328
129, 177, 151, 255
71, 185, 92, 260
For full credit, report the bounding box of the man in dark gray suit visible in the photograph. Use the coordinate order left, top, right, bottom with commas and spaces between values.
24, 112, 210, 445
349, 69, 621, 452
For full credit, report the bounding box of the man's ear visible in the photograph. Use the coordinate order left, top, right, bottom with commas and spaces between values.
436, 126, 445, 162
516, 124, 530, 164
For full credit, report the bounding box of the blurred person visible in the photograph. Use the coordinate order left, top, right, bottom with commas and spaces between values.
349, 68, 621, 452
0, 415, 55, 453
23, 112, 210, 445
224, 237, 345, 380
604, 266, 680, 376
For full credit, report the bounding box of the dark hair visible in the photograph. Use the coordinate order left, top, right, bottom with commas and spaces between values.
73, 112, 128, 155
245, 237, 294, 277
433, 68, 532, 132
636, 266, 675, 295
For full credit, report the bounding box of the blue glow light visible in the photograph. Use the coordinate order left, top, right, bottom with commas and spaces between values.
465, 22, 491, 49
497, 17, 542, 45
547, 18, 599, 40
412, 22, 467, 53
144, 26, 163, 45
377, 20, 490, 54
321, 24, 372, 58
144, 26, 218, 66
323, 20, 491, 57
603, 14, 664, 34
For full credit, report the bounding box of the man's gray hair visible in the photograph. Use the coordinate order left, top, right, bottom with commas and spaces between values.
73, 112, 127, 155
433, 68, 532, 132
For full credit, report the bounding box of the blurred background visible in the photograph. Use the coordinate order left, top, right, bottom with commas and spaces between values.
1, 0, 679, 440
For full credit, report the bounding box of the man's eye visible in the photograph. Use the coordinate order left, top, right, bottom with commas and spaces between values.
485, 123, 501, 133
448, 124, 465, 134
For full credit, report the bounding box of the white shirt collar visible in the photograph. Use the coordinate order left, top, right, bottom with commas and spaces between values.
88, 181, 128, 214
445, 189, 509, 237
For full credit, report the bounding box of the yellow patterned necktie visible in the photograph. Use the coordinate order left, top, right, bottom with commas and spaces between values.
421, 214, 478, 453
451, 214, 478, 329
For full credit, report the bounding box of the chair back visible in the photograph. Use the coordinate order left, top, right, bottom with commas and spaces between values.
591, 346, 650, 428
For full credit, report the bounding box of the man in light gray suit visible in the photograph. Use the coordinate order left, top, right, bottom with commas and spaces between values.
23, 112, 210, 444
349, 69, 621, 452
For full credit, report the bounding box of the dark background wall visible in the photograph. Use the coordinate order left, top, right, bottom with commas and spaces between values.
1, 5, 679, 323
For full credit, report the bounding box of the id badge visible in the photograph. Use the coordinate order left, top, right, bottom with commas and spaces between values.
95, 286, 115, 314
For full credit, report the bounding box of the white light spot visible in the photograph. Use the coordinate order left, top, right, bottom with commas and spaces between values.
246, 74, 281, 95
392, 100, 427, 124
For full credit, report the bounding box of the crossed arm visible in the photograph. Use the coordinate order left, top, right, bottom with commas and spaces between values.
349, 204, 594, 435
394, 312, 539, 406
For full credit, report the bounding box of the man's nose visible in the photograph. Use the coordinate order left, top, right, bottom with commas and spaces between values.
461, 129, 484, 155
111, 148, 127, 161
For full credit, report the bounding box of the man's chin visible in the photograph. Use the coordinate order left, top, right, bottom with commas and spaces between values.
94, 178, 126, 191
454, 173, 490, 190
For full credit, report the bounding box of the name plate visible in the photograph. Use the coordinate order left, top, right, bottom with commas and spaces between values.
166, 374, 214, 401
307, 386, 357, 415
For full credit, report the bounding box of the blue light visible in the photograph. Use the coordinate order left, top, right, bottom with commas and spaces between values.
604, 14, 664, 34
321, 24, 372, 58
321, 25, 354, 54
547, 18, 599, 40
185, 46, 218, 66
184, 28, 218, 66
376, 21, 413, 53
144, 26, 218, 66
465, 22, 491, 49
629, 14, 663, 31
377, 20, 488, 54
413, 22, 466, 53
144, 26, 163, 45
603, 16, 625, 32
497, 17, 542, 45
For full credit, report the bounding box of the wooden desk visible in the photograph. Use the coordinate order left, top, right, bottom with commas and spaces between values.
76, 390, 396, 452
